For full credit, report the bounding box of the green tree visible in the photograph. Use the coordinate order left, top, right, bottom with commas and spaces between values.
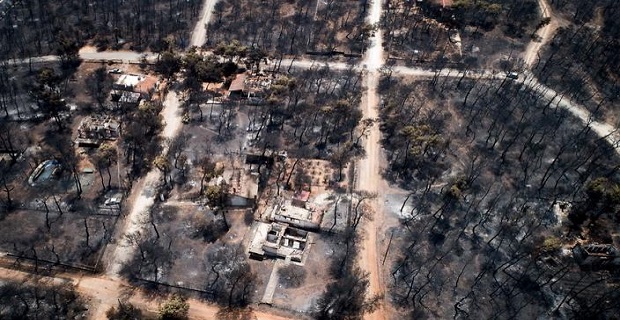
123, 101, 163, 175
245, 46, 267, 73
156, 50, 182, 81
314, 267, 380, 319
95, 143, 118, 190
55, 33, 81, 69
214, 40, 248, 62
540, 236, 562, 253
585, 177, 620, 205
154, 155, 171, 186
106, 301, 142, 320
399, 124, 444, 163
183, 50, 225, 90
86, 66, 113, 109
31, 68, 68, 131
158, 294, 189, 320
205, 185, 223, 207
199, 157, 223, 195
329, 143, 354, 182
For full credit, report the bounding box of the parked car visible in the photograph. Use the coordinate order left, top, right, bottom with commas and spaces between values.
506, 72, 519, 79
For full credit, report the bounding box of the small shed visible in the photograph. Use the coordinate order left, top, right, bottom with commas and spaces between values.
228, 73, 247, 97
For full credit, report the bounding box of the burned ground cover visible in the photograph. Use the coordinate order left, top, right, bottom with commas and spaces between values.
382, 1, 457, 66
0, 208, 116, 271
0, 127, 120, 272
117, 59, 370, 313
533, 0, 620, 123
119, 201, 263, 308
547, 0, 611, 26
0, 109, 119, 272
0, 61, 149, 170
0, 0, 203, 59
208, 0, 369, 57
379, 76, 620, 318
179, 62, 366, 189
0, 279, 87, 319
383, 0, 540, 69
249, 66, 365, 162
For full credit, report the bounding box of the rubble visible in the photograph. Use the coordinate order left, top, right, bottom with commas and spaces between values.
75, 116, 120, 147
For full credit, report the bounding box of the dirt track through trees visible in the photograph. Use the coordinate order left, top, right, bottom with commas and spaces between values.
523, 0, 552, 67
190, 0, 220, 47
357, 0, 387, 319
106, 91, 183, 279
523, 0, 560, 68
522, 74, 620, 155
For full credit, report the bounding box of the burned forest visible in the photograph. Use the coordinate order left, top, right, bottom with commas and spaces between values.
380, 76, 620, 319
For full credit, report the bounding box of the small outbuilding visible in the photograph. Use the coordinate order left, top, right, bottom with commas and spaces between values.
228, 73, 248, 98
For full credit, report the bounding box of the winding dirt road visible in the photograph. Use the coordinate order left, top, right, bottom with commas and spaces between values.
521, 74, 620, 155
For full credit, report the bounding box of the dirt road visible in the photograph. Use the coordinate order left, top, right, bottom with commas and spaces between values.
106, 91, 183, 278
80, 275, 295, 320
357, 0, 387, 319
6, 50, 616, 320
190, 0, 220, 47
6, 51, 157, 66
522, 74, 620, 156
523, 0, 561, 67
357, 72, 386, 320
161, 91, 185, 141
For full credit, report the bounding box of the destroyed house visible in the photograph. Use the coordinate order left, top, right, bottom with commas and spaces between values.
75, 116, 120, 147
269, 198, 323, 231
249, 222, 309, 263
113, 74, 144, 91
292, 190, 310, 208
573, 244, 620, 269
116, 92, 142, 107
